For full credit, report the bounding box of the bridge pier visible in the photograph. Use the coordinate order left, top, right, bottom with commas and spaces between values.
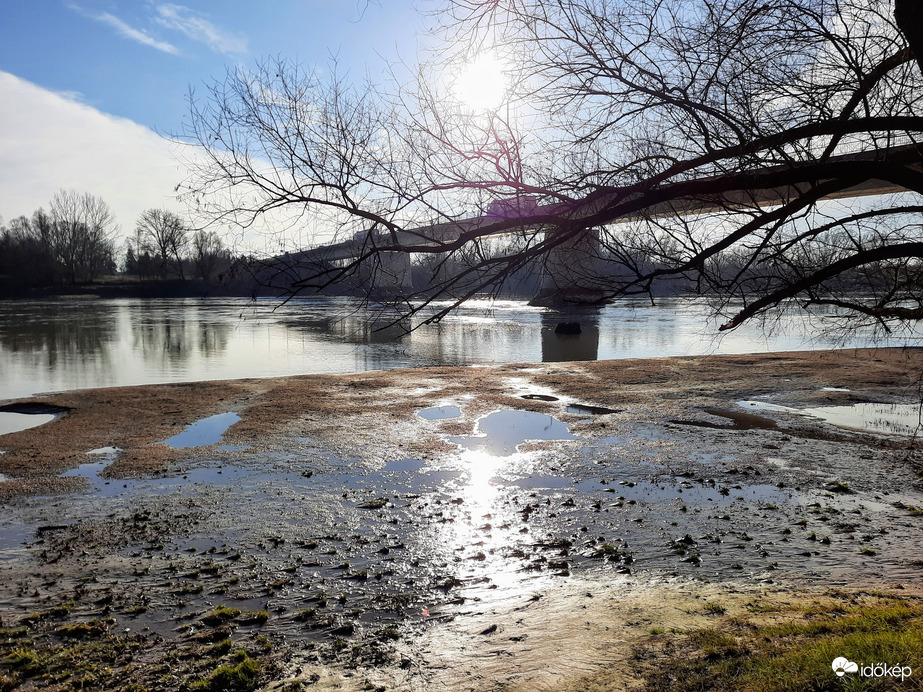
540, 310, 600, 362
529, 229, 608, 307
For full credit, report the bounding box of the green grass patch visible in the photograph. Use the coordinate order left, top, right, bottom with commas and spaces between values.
190, 654, 260, 691
208, 638, 233, 657
238, 610, 269, 625
641, 594, 923, 691
5, 648, 44, 676
54, 618, 114, 638
202, 605, 241, 626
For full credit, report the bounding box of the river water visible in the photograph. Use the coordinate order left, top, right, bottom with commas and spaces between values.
0, 295, 919, 400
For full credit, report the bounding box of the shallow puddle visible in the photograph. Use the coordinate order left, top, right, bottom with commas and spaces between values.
738, 400, 922, 436
0, 412, 56, 436
418, 406, 462, 420
382, 458, 427, 472
449, 410, 576, 456
0, 402, 67, 436
802, 402, 922, 436
161, 412, 241, 448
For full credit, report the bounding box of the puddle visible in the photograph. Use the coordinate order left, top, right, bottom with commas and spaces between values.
449, 410, 577, 456
521, 394, 559, 402
738, 400, 922, 436
0, 403, 68, 437
418, 406, 462, 420
382, 458, 427, 472
566, 403, 621, 415
59, 447, 121, 486
510, 474, 575, 489
0, 412, 56, 436
60, 461, 112, 480
801, 402, 922, 436
160, 412, 241, 448
88, 446, 119, 455
821, 387, 850, 392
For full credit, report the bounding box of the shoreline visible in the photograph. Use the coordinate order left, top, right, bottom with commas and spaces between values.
1, 346, 921, 485
1, 347, 922, 690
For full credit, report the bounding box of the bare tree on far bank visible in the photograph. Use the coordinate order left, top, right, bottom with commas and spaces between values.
0, 190, 117, 289
135, 209, 189, 280
48, 189, 118, 285
183, 0, 923, 333
191, 229, 230, 282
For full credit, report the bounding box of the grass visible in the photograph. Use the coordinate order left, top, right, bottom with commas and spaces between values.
189, 653, 260, 691
1, 636, 142, 688
238, 610, 269, 625
5, 648, 44, 676
202, 605, 241, 626
640, 593, 923, 691
208, 638, 233, 657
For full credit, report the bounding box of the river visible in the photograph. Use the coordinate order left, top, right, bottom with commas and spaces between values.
0, 295, 918, 400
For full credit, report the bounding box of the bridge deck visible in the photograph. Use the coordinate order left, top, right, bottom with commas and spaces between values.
298, 142, 923, 263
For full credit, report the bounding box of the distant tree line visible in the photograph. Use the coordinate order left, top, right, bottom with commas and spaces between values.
0, 191, 234, 295
0, 189, 117, 290
125, 208, 231, 283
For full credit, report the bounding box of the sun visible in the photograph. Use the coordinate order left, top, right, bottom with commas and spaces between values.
453, 54, 508, 112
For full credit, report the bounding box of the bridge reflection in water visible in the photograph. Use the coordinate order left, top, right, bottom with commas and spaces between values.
540, 310, 600, 362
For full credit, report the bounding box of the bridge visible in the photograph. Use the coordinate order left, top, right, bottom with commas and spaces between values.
280, 141, 923, 305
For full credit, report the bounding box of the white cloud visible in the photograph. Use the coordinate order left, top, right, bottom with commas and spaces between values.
0, 71, 189, 239
0, 72, 312, 251
154, 4, 248, 55
93, 11, 181, 55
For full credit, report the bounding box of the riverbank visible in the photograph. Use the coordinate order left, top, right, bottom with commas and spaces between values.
1, 348, 922, 690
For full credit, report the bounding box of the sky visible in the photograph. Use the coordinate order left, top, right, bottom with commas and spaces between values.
0, 1, 427, 244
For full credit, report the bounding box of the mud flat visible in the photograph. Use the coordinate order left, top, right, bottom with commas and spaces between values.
0, 348, 922, 690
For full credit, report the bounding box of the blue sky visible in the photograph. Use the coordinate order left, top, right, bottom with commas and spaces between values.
0, 1, 426, 240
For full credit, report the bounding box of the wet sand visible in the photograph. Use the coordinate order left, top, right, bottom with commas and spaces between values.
0, 348, 922, 690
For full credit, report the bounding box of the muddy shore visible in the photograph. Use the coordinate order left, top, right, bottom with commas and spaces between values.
1, 348, 922, 690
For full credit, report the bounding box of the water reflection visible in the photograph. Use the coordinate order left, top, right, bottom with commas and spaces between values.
418, 406, 462, 421
0, 300, 118, 378
540, 310, 600, 362
0, 412, 56, 436
132, 303, 231, 366
0, 296, 918, 400
161, 412, 241, 448
449, 410, 577, 456
738, 400, 923, 436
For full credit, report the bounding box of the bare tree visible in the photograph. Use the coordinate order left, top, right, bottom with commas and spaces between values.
136, 209, 189, 280
191, 229, 230, 281
48, 189, 117, 284
183, 0, 923, 333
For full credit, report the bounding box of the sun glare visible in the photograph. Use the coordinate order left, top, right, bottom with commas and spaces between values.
453, 54, 508, 112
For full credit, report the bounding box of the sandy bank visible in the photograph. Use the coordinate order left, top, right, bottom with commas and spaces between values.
2, 347, 921, 489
